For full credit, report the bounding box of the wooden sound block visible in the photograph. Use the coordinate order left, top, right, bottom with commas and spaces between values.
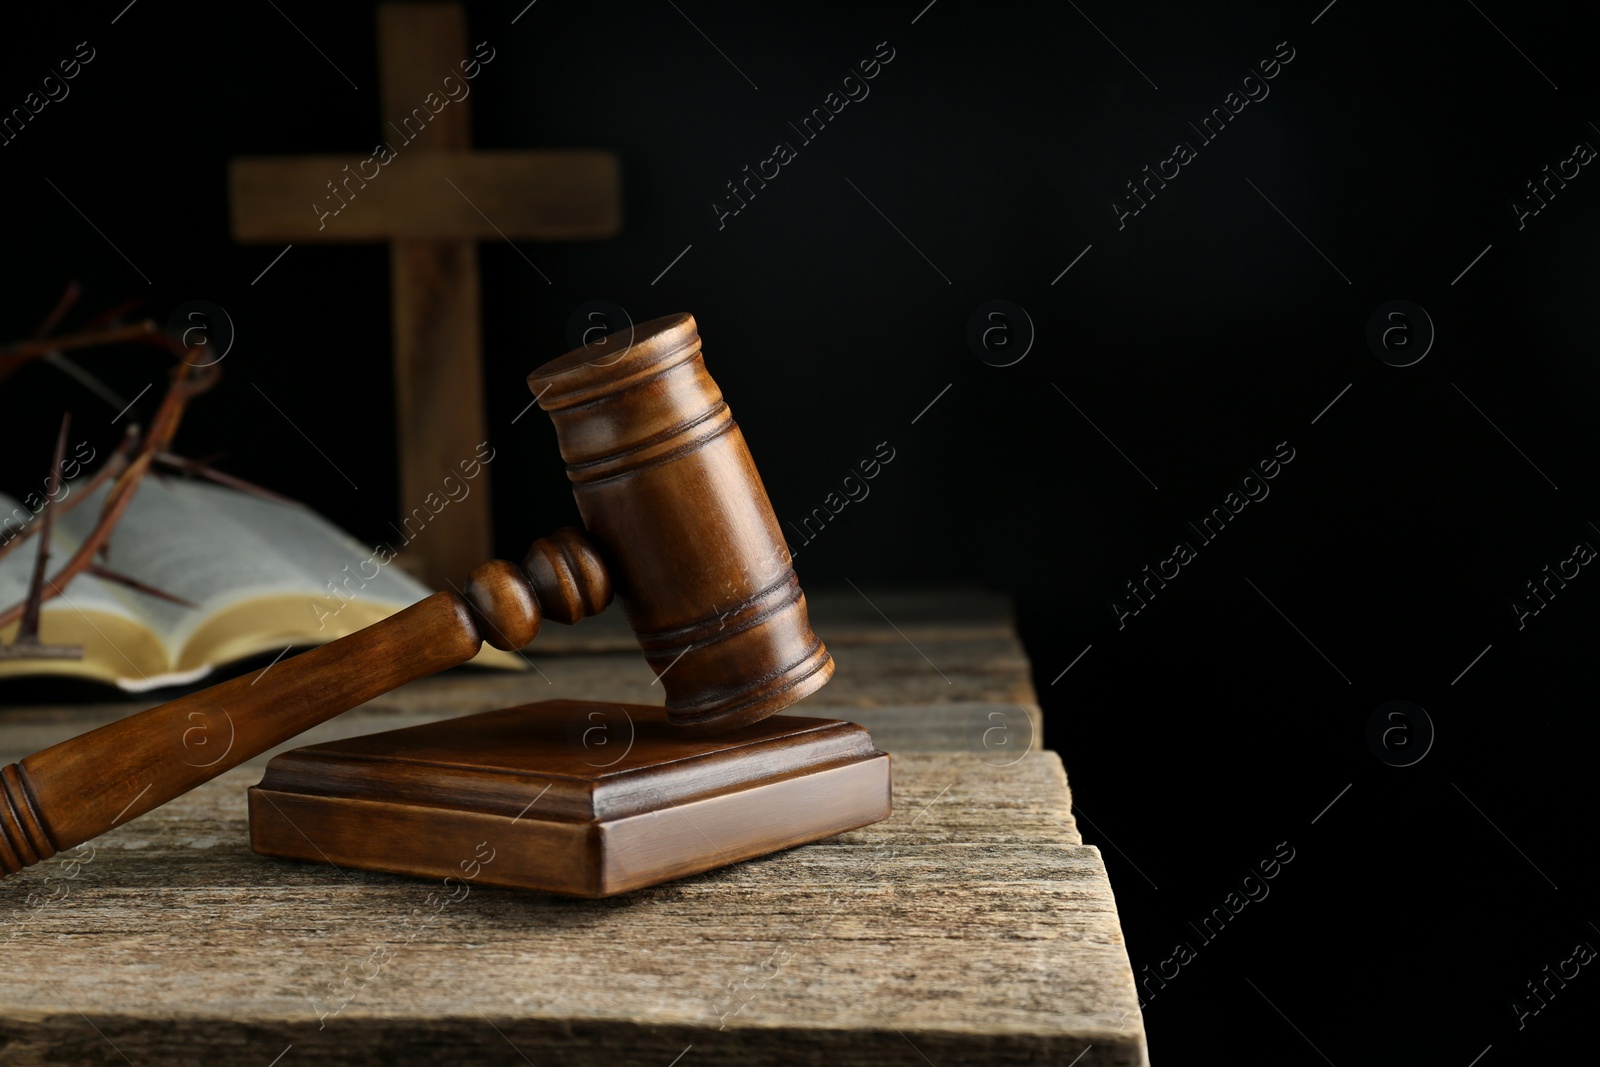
247, 700, 891, 897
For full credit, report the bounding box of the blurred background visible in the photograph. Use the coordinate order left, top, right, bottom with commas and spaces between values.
2, 0, 1595, 1059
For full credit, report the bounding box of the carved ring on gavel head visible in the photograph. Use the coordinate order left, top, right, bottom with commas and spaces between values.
0, 313, 831, 878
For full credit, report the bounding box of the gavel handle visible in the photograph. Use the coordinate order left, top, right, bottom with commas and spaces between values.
0, 592, 483, 876
0, 533, 612, 878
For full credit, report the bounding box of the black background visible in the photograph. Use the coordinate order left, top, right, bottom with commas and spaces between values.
2, 1, 1595, 1061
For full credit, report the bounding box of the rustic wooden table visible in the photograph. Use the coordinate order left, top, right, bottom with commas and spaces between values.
0, 589, 1150, 1066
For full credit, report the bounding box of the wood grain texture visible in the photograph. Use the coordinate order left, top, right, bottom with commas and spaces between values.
0, 625, 1045, 762
0, 595, 1137, 1060
249, 703, 893, 896
378, 3, 474, 153
387, 237, 491, 589
228, 152, 622, 241
0, 753, 1138, 1065
381, 1, 486, 590
0, 699, 1043, 779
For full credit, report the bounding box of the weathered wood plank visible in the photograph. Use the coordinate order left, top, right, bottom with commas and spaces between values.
0, 587, 1023, 705
0, 753, 1132, 1065
0, 616, 1042, 756
0, 699, 1042, 769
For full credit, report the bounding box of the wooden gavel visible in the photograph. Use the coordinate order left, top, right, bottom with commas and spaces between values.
0, 314, 834, 877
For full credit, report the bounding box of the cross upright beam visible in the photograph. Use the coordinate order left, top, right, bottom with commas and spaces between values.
229, 2, 620, 589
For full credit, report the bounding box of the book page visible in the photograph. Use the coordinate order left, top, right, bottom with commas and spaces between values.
4, 480, 518, 687
0, 490, 154, 630
51, 479, 433, 655
0, 490, 178, 685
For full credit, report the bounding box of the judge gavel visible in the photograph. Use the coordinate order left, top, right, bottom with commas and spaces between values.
0, 314, 833, 877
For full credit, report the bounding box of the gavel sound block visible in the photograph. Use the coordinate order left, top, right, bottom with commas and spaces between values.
249, 700, 889, 896
0, 314, 890, 895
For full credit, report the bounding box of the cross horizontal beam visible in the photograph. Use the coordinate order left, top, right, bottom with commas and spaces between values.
229, 150, 621, 242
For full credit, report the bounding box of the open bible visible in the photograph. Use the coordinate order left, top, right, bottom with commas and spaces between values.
0, 478, 519, 692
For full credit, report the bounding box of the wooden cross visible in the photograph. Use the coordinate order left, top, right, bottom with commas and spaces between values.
228, 2, 619, 589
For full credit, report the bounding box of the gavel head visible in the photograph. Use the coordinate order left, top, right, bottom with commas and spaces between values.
526, 313, 833, 732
